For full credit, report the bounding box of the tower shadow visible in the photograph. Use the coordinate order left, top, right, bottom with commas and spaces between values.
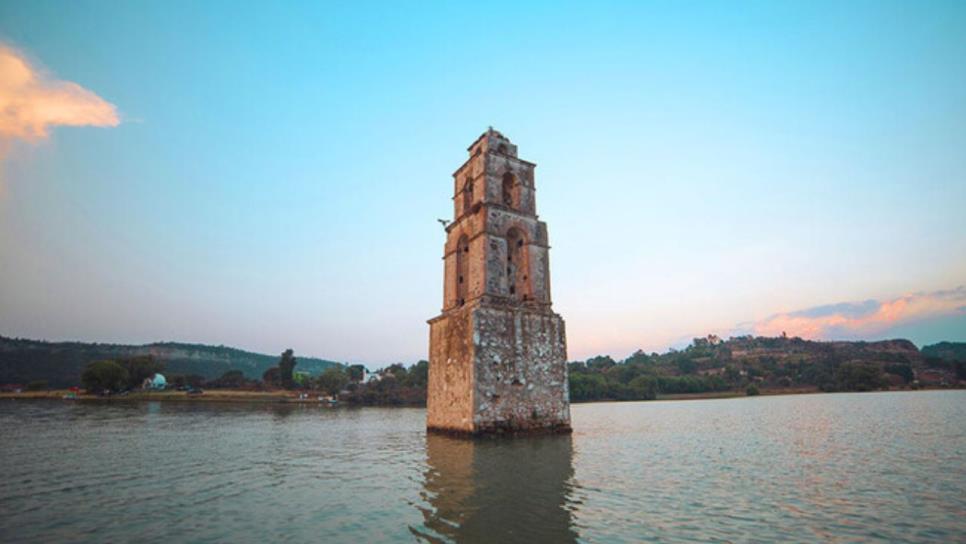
412, 433, 579, 543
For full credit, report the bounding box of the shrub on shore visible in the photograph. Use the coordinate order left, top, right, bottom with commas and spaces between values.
81, 360, 129, 393
25, 380, 48, 391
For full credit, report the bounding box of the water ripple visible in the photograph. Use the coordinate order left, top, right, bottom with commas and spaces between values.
0, 391, 964, 542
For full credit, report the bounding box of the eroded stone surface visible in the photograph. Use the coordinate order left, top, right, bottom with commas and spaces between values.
427, 309, 476, 433
428, 129, 571, 436
472, 305, 569, 434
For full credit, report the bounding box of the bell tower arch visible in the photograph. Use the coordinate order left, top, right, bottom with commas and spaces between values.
428, 129, 571, 436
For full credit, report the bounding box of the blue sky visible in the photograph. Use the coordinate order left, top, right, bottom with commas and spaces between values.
1, 1, 964, 365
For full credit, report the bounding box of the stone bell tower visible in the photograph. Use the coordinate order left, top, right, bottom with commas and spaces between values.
427, 129, 571, 435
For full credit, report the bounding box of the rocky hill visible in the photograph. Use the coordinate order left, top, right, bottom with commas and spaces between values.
0, 336, 341, 387
569, 335, 965, 402
922, 341, 966, 363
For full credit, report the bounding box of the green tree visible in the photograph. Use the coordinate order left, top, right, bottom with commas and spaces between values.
212, 370, 246, 388
262, 367, 281, 386
292, 371, 311, 387
406, 360, 429, 388
81, 360, 129, 393
347, 364, 366, 382
117, 356, 164, 389
884, 363, 914, 384
569, 373, 608, 401
628, 375, 657, 400
836, 362, 886, 391
586, 355, 616, 370
278, 349, 297, 389
26, 380, 48, 391
746, 384, 760, 396
317, 367, 349, 396
724, 366, 742, 385
624, 349, 652, 366
383, 363, 408, 380
675, 357, 698, 375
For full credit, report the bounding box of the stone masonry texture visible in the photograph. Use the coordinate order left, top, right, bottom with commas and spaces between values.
427, 129, 571, 436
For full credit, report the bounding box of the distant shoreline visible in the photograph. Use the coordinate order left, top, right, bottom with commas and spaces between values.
652, 386, 821, 401
2, 385, 960, 406
0, 389, 302, 404
583, 385, 962, 402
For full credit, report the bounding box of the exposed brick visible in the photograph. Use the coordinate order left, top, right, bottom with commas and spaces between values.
428, 129, 571, 436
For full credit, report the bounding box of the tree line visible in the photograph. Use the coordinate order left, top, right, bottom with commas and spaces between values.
70, 336, 966, 403
568, 335, 961, 402
78, 349, 429, 405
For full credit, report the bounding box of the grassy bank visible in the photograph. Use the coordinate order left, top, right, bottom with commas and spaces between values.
653, 386, 821, 401
0, 389, 299, 403
5, 385, 957, 407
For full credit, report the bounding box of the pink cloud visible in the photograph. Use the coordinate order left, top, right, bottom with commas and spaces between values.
0, 44, 119, 159
751, 287, 966, 339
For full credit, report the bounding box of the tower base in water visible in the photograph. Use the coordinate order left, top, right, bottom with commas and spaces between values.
427, 301, 571, 436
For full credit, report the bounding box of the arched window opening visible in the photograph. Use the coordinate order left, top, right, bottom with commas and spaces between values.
502, 172, 518, 209
456, 236, 469, 307
462, 177, 473, 215
505, 228, 527, 301
497, 143, 507, 154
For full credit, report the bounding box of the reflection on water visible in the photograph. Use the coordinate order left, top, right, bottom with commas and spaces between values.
414, 434, 578, 543
1, 391, 964, 543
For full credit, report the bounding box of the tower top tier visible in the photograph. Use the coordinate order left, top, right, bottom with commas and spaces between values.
441, 130, 552, 311
451, 128, 537, 222
467, 127, 518, 158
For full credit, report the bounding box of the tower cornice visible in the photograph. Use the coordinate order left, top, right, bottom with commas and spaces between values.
451, 151, 536, 178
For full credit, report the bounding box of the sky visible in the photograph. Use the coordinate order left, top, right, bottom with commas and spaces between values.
1, 1, 964, 366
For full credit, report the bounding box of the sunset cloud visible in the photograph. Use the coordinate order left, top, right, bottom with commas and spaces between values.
747, 287, 966, 340
0, 44, 118, 159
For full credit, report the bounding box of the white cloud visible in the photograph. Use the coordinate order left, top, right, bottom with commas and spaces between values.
0, 44, 119, 162
747, 287, 966, 340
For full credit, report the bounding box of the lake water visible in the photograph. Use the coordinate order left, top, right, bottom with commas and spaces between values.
1, 391, 964, 543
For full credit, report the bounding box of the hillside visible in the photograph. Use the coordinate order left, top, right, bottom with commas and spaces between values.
0, 336, 341, 387
569, 335, 965, 402
3, 333, 963, 397
922, 341, 966, 363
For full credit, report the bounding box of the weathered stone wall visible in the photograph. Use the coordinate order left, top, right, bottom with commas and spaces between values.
468, 130, 518, 158
484, 207, 547, 246
528, 245, 551, 305
472, 305, 570, 433
441, 212, 488, 311
429, 129, 570, 436
443, 205, 552, 310
427, 308, 475, 433
481, 207, 551, 304
485, 154, 536, 215
453, 134, 535, 215
484, 235, 507, 296
428, 302, 570, 435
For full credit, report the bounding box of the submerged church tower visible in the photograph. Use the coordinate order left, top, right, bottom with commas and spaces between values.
427, 129, 571, 435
